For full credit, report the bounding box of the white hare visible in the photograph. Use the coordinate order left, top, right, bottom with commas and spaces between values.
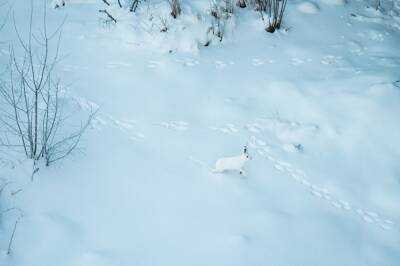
213, 146, 251, 176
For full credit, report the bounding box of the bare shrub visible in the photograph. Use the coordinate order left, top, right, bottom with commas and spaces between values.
157, 16, 170, 32
252, 0, 267, 11
168, 0, 181, 19
237, 0, 247, 8
222, 0, 234, 14
0, 3, 95, 169
207, 0, 234, 45
257, 0, 288, 33
375, 0, 381, 10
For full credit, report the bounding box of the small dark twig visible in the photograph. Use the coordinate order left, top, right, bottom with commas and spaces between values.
117, 0, 122, 8
0, 207, 22, 217
0, 181, 10, 194
130, 0, 140, 12
101, 0, 110, 6
7, 215, 21, 255
99, 9, 117, 23
31, 164, 39, 181
11, 188, 23, 196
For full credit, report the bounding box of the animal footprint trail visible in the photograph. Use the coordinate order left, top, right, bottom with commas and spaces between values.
107, 117, 145, 142
90, 116, 107, 130
62, 64, 88, 72
252, 58, 265, 66
248, 134, 395, 231
106, 61, 132, 69
173, 57, 200, 67
215, 60, 234, 69
291, 57, 307, 66
147, 60, 163, 68
245, 123, 265, 134
321, 55, 343, 65
211, 123, 239, 135
153, 121, 189, 131
182, 58, 200, 67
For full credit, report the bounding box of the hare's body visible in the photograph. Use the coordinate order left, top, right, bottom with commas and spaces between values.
213, 147, 251, 176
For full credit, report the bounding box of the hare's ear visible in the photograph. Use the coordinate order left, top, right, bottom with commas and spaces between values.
243, 146, 248, 154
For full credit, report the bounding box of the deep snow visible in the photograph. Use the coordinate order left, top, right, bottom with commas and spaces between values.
1, 0, 400, 265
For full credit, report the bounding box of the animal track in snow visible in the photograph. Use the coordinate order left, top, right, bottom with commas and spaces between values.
321, 55, 356, 72
215, 60, 234, 69
75, 97, 100, 112
291, 57, 305, 65
252, 58, 265, 66
350, 12, 400, 31
245, 123, 265, 134
248, 134, 395, 231
282, 143, 303, 153
106, 61, 132, 69
153, 121, 189, 131
128, 133, 145, 141
321, 55, 343, 65
72, 96, 145, 142
211, 123, 239, 135
358, 30, 386, 42
147, 60, 163, 68
62, 64, 88, 72
112, 119, 137, 130
109, 118, 145, 141
320, 0, 346, 5
182, 58, 200, 67
346, 40, 366, 56
369, 56, 400, 68
90, 116, 107, 130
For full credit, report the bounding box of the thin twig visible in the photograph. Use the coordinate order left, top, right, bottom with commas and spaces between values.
7, 216, 21, 255
99, 9, 117, 23
10, 188, 22, 196
130, 0, 140, 12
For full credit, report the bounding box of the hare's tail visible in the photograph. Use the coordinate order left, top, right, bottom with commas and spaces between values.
188, 156, 215, 173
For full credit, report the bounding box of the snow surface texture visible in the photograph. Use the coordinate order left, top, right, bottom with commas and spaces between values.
1, 0, 400, 265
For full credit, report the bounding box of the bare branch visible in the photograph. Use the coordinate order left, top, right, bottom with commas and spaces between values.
102, 0, 111, 6
99, 9, 117, 23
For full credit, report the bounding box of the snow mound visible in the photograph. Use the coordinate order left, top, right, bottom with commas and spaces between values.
297, 2, 320, 14
105, 2, 236, 54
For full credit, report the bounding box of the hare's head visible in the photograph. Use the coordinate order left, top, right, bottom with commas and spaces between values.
243, 146, 252, 160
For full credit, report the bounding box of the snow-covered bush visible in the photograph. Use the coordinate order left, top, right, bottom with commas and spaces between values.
0, 5, 95, 168
95, 0, 288, 53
